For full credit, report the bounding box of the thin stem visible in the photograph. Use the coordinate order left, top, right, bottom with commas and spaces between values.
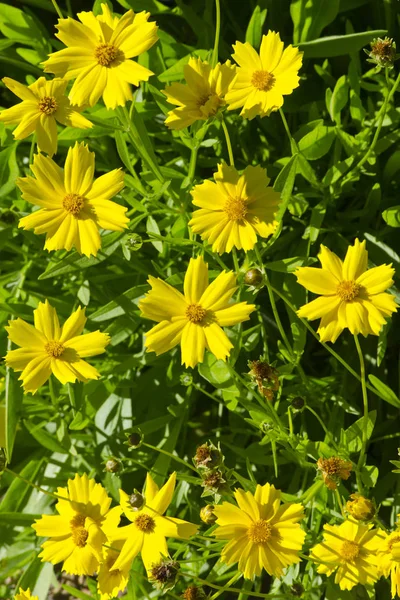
187, 144, 199, 186
142, 442, 199, 474
210, 573, 241, 600
5, 468, 72, 504
306, 405, 338, 451
220, 118, 235, 167
232, 247, 240, 273
279, 108, 294, 150
335, 489, 345, 517
354, 334, 369, 492
189, 576, 290, 599
211, 0, 221, 67
51, 0, 63, 18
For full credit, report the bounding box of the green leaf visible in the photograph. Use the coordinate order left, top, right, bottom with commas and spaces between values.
264, 256, 317, 272
368, 375, 400, 408
146, 215, 163, 252
0, 458, 44, 512
382, 206, 400, 228
298, 125, 336, 159
198, 353, 233, 387
297, 30, 387, 57
23, 420, 70, 453
0, 143, 19, 199
5, 367, 23, 462
291, 0, 340, 43
343, 411, 376, 453
89, 285, 147, 322
0, 3, 47, 47
245, 6, 267, 48
328, 75, 349, 125
38, 232, 124, 280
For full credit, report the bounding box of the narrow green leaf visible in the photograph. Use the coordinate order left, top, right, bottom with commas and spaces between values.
297, 30, 387, 57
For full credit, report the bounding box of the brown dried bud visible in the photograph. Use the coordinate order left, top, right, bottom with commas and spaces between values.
194, 441, 223, 470
317, 456, 352, 490
244, 268, 263, 287
104, 458, 121, 473
367, 37, 397, 68
346, 493, 376, 521
182, 586, 206, 600
201, 469, 225, 493
248, 360, 280, 400
150, 559, 180, 590
200, 504, 217, 525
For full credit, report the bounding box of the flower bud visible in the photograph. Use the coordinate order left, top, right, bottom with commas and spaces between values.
200, 504, 217, 525
150, 559, 180, 590
291, 396, 305, 410
193, 441, 223, 470
182, 586, 206, 600
244, 268, 263, 287
104, 458, 121, 473
129, 491, 145, 511
290, 583, 304, 597
346, 493, 376, 521
127, 233, 143, 250
125, 428, 143, 449
180, 373, 193, 387
201, 469, 225, 494
366, 37, 397, 68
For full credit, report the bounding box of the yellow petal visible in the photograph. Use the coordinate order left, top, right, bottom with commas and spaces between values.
144, 318, 186, 356
88, 198, 129, 231
234, 489, 260, 521
183, 256, 209, 304
12, 111, 40, 139
55, 15, 99, 47
180, 322, 206, 368
231, 41, 262, 70
295, 267, 337, 295
36, 113, 58, 157
199, 270, 237, 311
145, 473, 159, 502
203, 322, 233, 361
297, 295, 341, 321
4, 348, 41, 372
362, 300, 387, 335
86, 169, 125, 201
342, 238, 368, 281
19, 354, 52, 393
191, 179, 227, 210
51, 357, 78, 385
356, 264, 394, 294
64, 142, 94, 196
115, 60, 153, 86
273, 44, 303, 78
214, 301, 255, 326
139, 277, 187, 321
369, 292, 398, 317
156, 515, 199, 539
19, 208, 65, 235
112, 531, 143, 571
114, 18, 158, 59
33, 514, 71, 537
69, 64, 107, 108
77, 217, 101, 257
318, 245, 343, 281
141, 530, 168, 571
62, 355, 101, 382
5, 317, 47, 348
34, 300, 61, 340
59, 306, 87, 343
64, 331, 110, 357
56, 98, 93, 129
150, 472, 176, 514
0, 101, 37, 125
102, 68, 133, 109
39, 537, 76, 565
260, 31, 284, 72
2, 77, 37, 101
339, 300, 369, 336
213, 501, 252, 527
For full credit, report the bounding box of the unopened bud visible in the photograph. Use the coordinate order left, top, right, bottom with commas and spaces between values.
104, 458, 121, 473
291, 396, 305, 410
150, 559, 180, 590
244, 268, 263, 287
290, 583, 304, 597
125, 428, 143, 449
127, 233, 143, 250
180, 373, 193, 387
200, 504, 217, 525
129, 491, 145, 511
346, 493, 376, 521
194, 441, 223, 470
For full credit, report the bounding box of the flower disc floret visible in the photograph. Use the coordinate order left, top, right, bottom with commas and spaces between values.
248, 519, 272, 543
341, 540, 360, 561
336, 280, 361, 301
224, 197, 248, 221
135, 513, 156, 533
186, 304, 207, 324
62, 193, 85, 216
251, 70, 275, 91
38, 96, 58, 115
95, 43, 121, 66
45, 340, 65, 358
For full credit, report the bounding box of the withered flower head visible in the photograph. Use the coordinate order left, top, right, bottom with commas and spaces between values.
193, 441, 223, 470
317, 456, 352, 490
366, 37, 397, 68
200, 504, 217, 525
346, 493, 376, 521
248, 359, 280, 400
104, 457, 121, 473
150, 559, 180, 590
201, 469, 225, 493
182, 585, 206, 600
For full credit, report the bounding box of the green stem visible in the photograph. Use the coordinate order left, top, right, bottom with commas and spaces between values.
210, 573, 241, 600
5, 468, 73, 504
51, 0, 63, 18
279, 108, 294, 151
188, 144, 199, 186
232, 247, 240, 272
189, 576, 290, 599
305, 405, 338, 451
211, 0, 221, 67
142, 442, 199, 474
335, 488, 345, 517
220, 118, 235, 167
354, 334, 369, 491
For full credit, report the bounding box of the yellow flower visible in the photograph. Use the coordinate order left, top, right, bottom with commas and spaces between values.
346, 493, 376, 521
139, 255, 256, 368
17, 142, 128, 257
295, 239, 397, 343
163, 58, 236, 129
316, 456, 352, 491
14, 589, 38, 600
43, 3, 158, 109
110, 472, 198, 573
97, 541, 130, 600
4, 300, 110, 394
213, 482, 305, 579
225, 31, 303, 119
310, 519, 384, 590
32, 473, 121, 576
189, 163, 280, 253
0, 76, 92, 156
376, 530, 400, 598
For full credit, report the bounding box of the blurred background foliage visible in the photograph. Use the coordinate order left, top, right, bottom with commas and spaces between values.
0, 0, 400, 598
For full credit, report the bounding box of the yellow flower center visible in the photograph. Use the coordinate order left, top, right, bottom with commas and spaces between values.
247, 519, 272, 544
95, 43, 120, 66
70, 513, 89, 548
63, 193, 85, 216
135, 513, 156, 533
224, 197, 248, 222
38, 96, 58, 115
45, 340, 65, 358
340, 540, 360, 561
186, 304, 207, 324
336, 280, 361, 302
251, 70, 276, 92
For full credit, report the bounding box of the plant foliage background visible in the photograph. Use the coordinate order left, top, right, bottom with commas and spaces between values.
1, 0, 400, 598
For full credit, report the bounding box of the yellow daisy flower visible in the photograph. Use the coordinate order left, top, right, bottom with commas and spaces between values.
14, 589, 38, 600
377, 530, 400, 598
189, 163, 280, 253
0, 76, 92, 156
310, 519, 384, 590
32, 473, 121, 576
97, 541, 130, 600
17, 141, 128, 257
139, 255, 256, 368
43, 3, 158, 109
225, 30, 303, 119
4, 300, 110, 394
295, 239, 398, 343
163, 57, 236, 130
213, 482, 305, 579
110, 472, 198, 573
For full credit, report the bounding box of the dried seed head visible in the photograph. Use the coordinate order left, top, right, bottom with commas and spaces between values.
182, 586, 206, 600
367, 37, 397, 68
317, 456, 352, 490
248, 360, 280, 400
201, 469, 225, 492
150, 559, 180, 590
290, 583, 304, 597
346, 493, 376, 521
200, 504, 217, 525
194, 441, 223, 470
